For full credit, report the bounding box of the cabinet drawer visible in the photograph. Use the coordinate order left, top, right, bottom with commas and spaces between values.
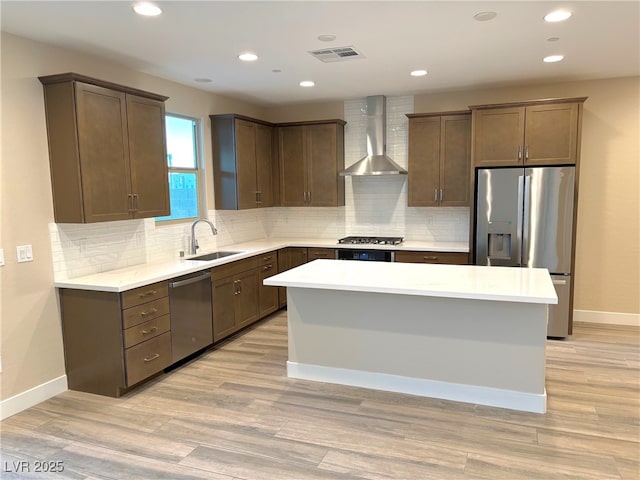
258, 251, 277, 266
122, 281, 168, 309
125, 332, 171, 387
122, 297, 170, 329
212, 256, 259, 280
395, 251, 469, 265
123, 314, 170, 348
307, 248, 336, 260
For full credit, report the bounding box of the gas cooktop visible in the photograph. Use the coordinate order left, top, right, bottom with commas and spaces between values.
338, 236, 404, 246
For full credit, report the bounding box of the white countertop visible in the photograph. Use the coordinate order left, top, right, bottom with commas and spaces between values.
53, 237, 469, 292
264, 259, 558, 304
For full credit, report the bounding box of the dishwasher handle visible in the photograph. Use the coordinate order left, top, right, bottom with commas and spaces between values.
169, 271, 211, 288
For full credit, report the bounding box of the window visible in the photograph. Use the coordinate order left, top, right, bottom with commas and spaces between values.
156, 115, 201, 222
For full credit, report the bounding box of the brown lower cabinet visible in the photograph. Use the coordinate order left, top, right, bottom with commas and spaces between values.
59, 246, 472, 397
394, 250, 469, 265
258, 251, 279, 318
211, 249, 289, 342
59, 281, 172, 397
211, 256, 260, 342
277, 247, 309, 307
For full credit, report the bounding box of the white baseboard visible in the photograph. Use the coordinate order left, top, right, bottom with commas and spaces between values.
287, 361, 546, 414
574, 309, 640, 327
0, 375, 67, 420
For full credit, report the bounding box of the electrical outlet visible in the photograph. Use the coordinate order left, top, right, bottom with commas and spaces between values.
16, 245, 33, 263
0, 248, 4, 266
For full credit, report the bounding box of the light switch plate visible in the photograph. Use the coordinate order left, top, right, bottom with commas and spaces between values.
0, 248, 4, 266
16, 245, 33, 263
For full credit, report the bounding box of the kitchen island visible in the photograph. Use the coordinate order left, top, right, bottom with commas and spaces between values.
264, 259, 557, 413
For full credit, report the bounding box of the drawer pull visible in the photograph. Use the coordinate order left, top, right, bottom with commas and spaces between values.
263, 255, 272, 261
424, 256, 439, 261
144, 353, 161, 362
262, 265, 272, 271
140, 308, 158, 317
138, 290, 158, 298
141, 326, 158, 335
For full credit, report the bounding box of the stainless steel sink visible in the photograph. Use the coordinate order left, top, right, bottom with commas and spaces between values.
190, 251, 241, 261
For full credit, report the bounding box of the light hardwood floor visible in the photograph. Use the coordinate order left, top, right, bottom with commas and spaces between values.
1, 312, 638, 479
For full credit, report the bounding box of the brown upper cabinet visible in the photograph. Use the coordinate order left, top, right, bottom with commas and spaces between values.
471, 98, 587, 167
39, 73, 170, 223
407, 112, 471, 207
278, 120, 346, 207
210, 115, 276, 210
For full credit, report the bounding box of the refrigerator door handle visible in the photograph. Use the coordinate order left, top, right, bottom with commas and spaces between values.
522, 174, 532, 267
516, 175, 525, 267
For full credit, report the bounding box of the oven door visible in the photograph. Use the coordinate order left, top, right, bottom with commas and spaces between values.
337, 249, 394, 262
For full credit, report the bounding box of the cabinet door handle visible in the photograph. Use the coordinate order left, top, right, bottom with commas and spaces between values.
517, 145, 522, 161
128, 194, 134, 212
308, 191, 311, 203
439, 189, 443, 202
140, 308, 158, 317
138, 290, 157, 298
141, 326, 158, 335
524, 144, 529, 161
424, 256, 439, 261
434, 189, 438, 201
133, 193, 139, 211
143, 353, 161, 363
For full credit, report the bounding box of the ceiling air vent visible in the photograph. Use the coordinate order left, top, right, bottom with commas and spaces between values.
309, 46, 365, 63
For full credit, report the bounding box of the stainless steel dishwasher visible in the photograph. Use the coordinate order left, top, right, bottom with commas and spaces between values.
168, 269, 213, 363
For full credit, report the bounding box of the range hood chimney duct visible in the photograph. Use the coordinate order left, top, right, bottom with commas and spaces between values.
340, 95, 408, 176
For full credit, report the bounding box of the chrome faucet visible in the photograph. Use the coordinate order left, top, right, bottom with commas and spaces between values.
190, 218, 218, 255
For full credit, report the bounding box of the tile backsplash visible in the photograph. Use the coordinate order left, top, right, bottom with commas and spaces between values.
50, 95, 469, 281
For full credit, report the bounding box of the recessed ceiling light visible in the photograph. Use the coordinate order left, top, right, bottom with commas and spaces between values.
238, 52, 258, 62
272, 69, 282, 73
547, 37, 561, 42
132, 2, 162, 16
299, 80, 315, 87
544, 10, 572, 22
318, 34, 337, 42
194, 78, 212, 83
410, 70, 428, 77
543, 55, 564, 63
474, 11, 497, 22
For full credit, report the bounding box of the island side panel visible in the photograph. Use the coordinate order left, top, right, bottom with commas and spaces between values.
286, 287, 547, 399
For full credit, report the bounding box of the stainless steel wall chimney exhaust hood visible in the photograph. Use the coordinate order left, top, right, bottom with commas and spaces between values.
340, 95, 408, 176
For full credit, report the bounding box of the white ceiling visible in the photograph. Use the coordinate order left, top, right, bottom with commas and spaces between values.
2, 1, 639, 106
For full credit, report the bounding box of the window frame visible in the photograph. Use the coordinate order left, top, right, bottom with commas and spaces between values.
156, 113, 206, 225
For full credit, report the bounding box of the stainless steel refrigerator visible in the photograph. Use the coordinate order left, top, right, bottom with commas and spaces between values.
475, 166, 575, 337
